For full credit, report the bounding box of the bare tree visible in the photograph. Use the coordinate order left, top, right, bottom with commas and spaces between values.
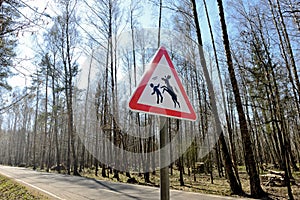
216, 0, 266, 197
54, 0, 81, 176
190, 0, 244, 195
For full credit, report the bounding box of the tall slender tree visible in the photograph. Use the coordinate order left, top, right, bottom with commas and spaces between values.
216, 0, 266, 197
190, 0, 244, 195
56, 0, 80, 176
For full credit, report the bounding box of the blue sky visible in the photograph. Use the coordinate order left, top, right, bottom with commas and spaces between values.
8, 0, 220, 89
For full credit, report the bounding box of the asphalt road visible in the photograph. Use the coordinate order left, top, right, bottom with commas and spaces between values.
0, 165, 251, 200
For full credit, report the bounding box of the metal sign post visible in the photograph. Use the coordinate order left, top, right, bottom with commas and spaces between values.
128, 47, 197, 200
160, 116, 169, 200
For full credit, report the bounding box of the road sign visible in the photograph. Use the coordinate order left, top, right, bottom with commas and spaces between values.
128, 46, 197, 121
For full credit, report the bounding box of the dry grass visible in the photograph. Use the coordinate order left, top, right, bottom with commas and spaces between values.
81, 166, 300, 200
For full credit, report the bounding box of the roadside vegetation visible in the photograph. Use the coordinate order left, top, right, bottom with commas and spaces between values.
0, 174, 47, 200
78, 165, 300, 199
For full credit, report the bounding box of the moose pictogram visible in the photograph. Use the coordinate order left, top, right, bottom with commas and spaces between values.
149, 75, 180, 108
161, 85, 180, 108
161, 75, 174, 92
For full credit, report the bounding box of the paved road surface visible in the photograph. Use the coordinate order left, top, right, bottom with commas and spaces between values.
0, 165, 251, 200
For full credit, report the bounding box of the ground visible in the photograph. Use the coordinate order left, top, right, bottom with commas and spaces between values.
1, 165, 299, 199
81, 165, 300, 200
0, 174, 48, 200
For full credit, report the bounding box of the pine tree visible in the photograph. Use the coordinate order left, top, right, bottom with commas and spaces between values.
0, 0, 20, 91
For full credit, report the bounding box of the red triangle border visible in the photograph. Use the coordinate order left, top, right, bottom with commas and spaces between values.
128, 46, 197, 121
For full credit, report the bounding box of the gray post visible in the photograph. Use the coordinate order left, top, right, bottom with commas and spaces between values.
160, 116, 169, 200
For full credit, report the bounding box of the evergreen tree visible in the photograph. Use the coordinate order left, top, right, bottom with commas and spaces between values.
0, 0, 20, 91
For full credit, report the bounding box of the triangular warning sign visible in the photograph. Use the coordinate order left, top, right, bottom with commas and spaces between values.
128, 46, 197, 121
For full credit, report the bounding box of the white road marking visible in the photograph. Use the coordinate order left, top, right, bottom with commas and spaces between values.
3, 173, 12, 178
15, 178, 66, 200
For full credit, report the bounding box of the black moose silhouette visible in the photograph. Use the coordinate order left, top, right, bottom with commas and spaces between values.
161, 75, 174, 92
161, 85, 180, 108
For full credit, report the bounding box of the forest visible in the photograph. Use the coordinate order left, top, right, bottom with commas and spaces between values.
0, 0, 299, 199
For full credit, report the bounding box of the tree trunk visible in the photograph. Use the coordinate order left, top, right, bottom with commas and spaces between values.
157, 0, 162, 48
33, 75, 40, 170
267, 0, 300, 121
275, 0, 300, 101
65, 1, 79, 176
51, 57, 60, 173
40, 59, 49, 170
203, 0, 241, 185
190, 0, 244, 195
216, 0, 265, 197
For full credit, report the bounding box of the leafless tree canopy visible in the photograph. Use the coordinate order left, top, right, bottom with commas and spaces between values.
0, 0, 299, 199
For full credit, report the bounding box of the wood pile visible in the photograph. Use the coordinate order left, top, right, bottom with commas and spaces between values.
260, 170, 296, 186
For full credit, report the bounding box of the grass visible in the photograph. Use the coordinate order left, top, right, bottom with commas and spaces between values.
0, 174, 48, 200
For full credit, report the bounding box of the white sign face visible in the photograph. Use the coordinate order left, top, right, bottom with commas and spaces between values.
137, 55, 190, 112
128, 46, 197, 121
